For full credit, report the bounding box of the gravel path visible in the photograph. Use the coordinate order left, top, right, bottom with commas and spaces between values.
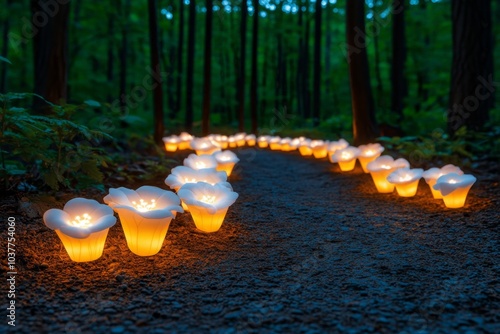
3, 148, 500, 333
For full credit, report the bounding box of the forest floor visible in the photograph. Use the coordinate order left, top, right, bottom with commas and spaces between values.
2, 148, 500, 333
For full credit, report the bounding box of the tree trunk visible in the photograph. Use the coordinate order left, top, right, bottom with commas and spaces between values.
106, 14, 115, 103
237, 0, 248, 132
31, 0, 70, 111
448, 0, 493, 133
346, 0, 379, 145
0, 0, 12, 93
304, 10, 311, 120
148, 0, 165, 144
296, 0, 305, 118
118, 0, 131, 115
250, 0, 259, 133
312, 0, 322, 127
371, 2, 384, 108
185, 0, 196, 132
202, 0, 213, 136
176, 0, 185, 120
391, 0, 406, 121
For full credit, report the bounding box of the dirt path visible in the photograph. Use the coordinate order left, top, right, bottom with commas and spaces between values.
4, 148, 500, 333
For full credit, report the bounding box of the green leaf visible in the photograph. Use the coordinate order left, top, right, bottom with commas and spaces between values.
84, 99, 101, 108
0, 56, 11, 64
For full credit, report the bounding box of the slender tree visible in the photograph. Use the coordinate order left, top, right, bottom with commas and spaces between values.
148, 0, 165, 144
237, 0, 248, 132
250, 0, 259, 133
346, 0, 379, 145
31, 0, 70, 111
312, 0, 322, 126
202, 0, 213, 136
118, 0, 131, 115
106, 12, 115, 103
391, 0, 406, 121
0, 0, 12, 93
176, 0, 185, 119
371, 1, 384, 107
185, 0, 196, 132
296, 0, 305, 118
448, 0, 494, 133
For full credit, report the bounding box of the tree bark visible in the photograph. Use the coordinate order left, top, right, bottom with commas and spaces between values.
106, 13, 115, 103
202, 0, 213, 136
391, 0, 406, 121
448, 0, 494, 133
185, 0, 196, 132
346, 0, 379, 145
237, 0, 248, 132
118, 0, 131, 115
312, 0, 322, 127
176, 0, 185, 120
148, 0, 165, 144
31, 0, 70, 111
0, 0, 12, 93
250, 0, 259, 133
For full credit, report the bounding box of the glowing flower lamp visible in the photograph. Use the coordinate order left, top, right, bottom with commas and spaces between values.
269, 136, 282, 150
433, 173, 477, 208
280, 137, 293, 151
387, 167, 424, 197
162, 135, 180, 152
214, 135, 229, 149
288, 138, 301, 151
422, 165, 464, 199
183, 153, 218, 171
357, 143, 385, 173
298, 139, 313, 156
213, 150, 240, 177
257, 136, 270, 148
178, 182, 238, 233
190, 138, 221, 155
245, 134, 256, 146
43, 198, 116, 262
367, 156, 410, 193
178, 132, 193, 150
329, 146, 361, 171
165, 166, 228, 192
235, 133, 247, 147
104, 186, 183, 256
310, 140, 328, 159
228, 136, 237, 148
327, 139, 349, 155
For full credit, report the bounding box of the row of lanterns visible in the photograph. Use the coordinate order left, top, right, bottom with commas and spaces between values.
163, 132, 476, 209
43, 130, 476, 263
43, 140, 240, 262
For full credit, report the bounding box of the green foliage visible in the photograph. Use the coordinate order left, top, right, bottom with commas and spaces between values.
0, 56, 11, 64
378, 126, 500, 167
0, 93, 114, 191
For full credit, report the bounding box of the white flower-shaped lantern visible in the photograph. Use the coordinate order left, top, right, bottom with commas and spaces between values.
433, 173, 477, 208
43, 198, 116, 262
422, 164, 464, 199
183, 153, 218, 171
357, 143, 385, 173
212, 150, 240, 177
367, 155, 410, 193
387, 167, 424, 197
190, 138, 221, 155
178, 182, 239, 233
104, 186, 183, 256
329, 146, 361, 171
